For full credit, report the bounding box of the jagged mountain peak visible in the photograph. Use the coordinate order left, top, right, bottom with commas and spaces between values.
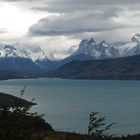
3, 44, 16, 50
72, 33, 140, 60
99, 40, 109, 47
0, 43, 47, 62
80, 38, 96, 46
89, 38, 96, 43
131, 33, 140, 43
100, 40, 106, 44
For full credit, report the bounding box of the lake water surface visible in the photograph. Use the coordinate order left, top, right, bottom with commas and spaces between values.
0, 78, 139, 135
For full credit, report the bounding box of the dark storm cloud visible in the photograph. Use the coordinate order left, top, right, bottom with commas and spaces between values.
3, 0, 140, 12
4, 0, 139, 38
31, 0, 140, 13
29, 8, 127, 36
29, 3, 127, 36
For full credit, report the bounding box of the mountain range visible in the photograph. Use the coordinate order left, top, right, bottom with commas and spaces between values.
0, 34, 140, 72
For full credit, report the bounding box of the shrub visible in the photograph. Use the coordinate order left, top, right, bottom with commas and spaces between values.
0, 101, 53, 140
88, 112, 116, 138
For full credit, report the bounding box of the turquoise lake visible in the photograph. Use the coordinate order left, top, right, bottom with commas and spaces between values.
0, 78, 139, 135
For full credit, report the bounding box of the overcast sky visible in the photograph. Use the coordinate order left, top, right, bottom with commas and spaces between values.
0, 0, 140, 51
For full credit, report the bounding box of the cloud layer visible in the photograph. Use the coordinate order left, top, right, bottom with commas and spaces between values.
29, 9, 126, 36
0, 0, 140, 50
27, 0, 140, 42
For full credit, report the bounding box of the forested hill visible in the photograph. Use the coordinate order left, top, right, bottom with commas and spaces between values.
45, 54, 140, 80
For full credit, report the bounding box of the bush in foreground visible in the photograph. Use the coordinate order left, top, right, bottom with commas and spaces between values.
0, 102, 53, 140
88, 112, 116, 139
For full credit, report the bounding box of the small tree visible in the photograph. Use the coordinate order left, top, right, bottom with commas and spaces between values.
0, 91, 53, 140
88, 111, 116, 137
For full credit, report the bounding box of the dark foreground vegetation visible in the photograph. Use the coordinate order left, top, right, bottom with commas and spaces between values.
0, 92, 139, 140
45, 131, 140, 140
0, 104, 139, 140
0, 102, 53, 140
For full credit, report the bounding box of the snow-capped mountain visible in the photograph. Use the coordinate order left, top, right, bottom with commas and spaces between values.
73, 33, 140, 59
114, 34, 140, 57
0, 43, 47, 62
0, 34, 140, 71
1, 33, 140, 63
0, 43, 49, 71
74, 38, 118, 59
